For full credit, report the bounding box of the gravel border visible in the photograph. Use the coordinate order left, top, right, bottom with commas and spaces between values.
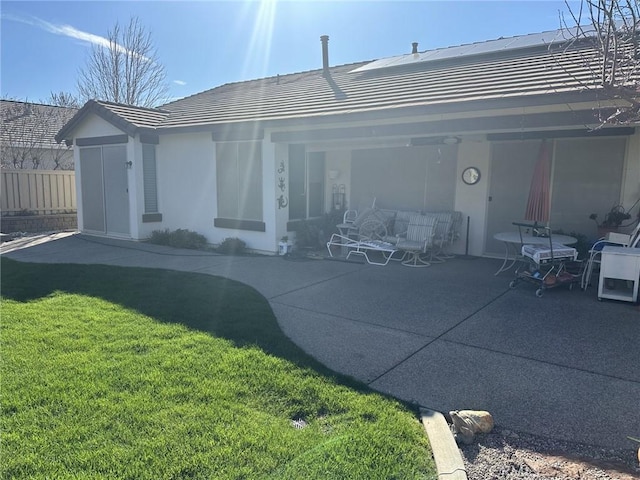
460, 426, 640, 480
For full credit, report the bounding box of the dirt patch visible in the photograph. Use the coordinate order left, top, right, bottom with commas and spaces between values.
461, 427, 640, 480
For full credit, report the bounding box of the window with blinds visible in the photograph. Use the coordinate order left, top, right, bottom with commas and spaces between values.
216, 141, 262, 221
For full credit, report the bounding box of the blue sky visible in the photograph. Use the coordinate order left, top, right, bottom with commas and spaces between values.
1, 0, 580, 105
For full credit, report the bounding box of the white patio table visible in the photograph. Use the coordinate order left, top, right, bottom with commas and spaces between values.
493, 231, 577, 276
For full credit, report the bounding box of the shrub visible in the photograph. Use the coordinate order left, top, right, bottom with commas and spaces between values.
217, 237, 247, 255
293, 210, 343, 249
293, 219, 321, 249
148, 229, 207, 250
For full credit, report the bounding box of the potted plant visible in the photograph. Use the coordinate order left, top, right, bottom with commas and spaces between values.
589, 204, 631, 236
293, 220, 321, 250
278, 235, 292, 256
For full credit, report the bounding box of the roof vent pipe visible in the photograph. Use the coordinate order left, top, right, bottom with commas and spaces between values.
412, 42, 419, 54
320, 35, 330, 75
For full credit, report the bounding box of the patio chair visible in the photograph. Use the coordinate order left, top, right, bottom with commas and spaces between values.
427, 212, 454, 263
336, 209, 359, 237
395, 214, 437, 267
381, 210, 419, 245
581, 223, 640, 290
444, 211, 464, 258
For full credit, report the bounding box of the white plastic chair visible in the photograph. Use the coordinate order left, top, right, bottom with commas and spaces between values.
581, 223, 640, 290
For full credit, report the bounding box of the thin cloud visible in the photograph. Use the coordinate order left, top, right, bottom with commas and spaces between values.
3, 13, 147, 60
173, 80, 187, 86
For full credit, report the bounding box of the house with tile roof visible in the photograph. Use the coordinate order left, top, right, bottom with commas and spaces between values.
56, 30, 640, 256
2, 100, 76, 170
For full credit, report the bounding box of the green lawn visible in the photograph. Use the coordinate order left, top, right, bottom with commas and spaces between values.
1, 258, 435, 479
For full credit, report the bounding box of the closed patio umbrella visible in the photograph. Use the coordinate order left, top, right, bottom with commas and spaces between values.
524, 139, 551, 225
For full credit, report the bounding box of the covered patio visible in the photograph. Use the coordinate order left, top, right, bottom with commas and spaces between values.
284, 129, 637, 261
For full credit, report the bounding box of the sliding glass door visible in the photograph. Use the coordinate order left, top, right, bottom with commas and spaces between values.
288, 145, 325, 220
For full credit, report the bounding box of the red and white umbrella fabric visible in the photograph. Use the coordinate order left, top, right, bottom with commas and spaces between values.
524, 140, 551, 225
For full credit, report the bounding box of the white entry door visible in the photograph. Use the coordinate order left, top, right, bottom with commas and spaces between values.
79, 145, 130, 236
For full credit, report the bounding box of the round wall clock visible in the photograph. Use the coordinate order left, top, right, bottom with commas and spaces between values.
462, 166, 481, 185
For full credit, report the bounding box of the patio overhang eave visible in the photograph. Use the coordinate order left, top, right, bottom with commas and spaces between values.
269, 107, 622, 144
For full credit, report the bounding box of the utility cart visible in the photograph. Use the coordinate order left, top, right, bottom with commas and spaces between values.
508, 222, 582, 297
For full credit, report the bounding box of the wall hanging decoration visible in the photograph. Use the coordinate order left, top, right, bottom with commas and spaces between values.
277, 160, 288, 209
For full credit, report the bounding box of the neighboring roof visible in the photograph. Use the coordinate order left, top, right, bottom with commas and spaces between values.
57, 28, 634, 141
2, 100, 77, 149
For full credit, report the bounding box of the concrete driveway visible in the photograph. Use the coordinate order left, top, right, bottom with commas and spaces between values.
2, 232, 639, 451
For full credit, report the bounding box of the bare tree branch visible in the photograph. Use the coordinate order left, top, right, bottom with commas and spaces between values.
554, 0, 640, 125
77, 17, 168, 108
47, 91, 82, 109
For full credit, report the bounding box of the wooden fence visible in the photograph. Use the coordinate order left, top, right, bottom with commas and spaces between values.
1, 169, 76, 215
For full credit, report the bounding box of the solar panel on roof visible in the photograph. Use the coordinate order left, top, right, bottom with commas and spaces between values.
351, 27, 587, 73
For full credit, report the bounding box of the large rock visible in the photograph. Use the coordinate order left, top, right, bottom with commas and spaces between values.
449, 410, 494, 444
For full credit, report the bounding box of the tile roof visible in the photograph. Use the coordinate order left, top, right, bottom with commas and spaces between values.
58, 30, 636, 140
56, 100, 170, 142
93, 101, 171, 129
2, 100, 77, 149
158, 45, 601, 128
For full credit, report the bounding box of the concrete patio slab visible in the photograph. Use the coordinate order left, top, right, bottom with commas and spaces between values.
369, 339, 640, 450
271, 302, 434, 383
196, 255, 365, 299
271, 259, 510, 338
2, 233, 639, 452
442, 291, 640, 382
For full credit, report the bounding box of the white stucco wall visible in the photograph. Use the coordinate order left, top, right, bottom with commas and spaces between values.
261, 139, 278, 252
73, 115, 127, 139
453, 140, 491, 256
149, 133, 279, 253
149, 132, 216, 241
124, 140, 137, 239
274, 142, 290, 242
70, 120, 291, 252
